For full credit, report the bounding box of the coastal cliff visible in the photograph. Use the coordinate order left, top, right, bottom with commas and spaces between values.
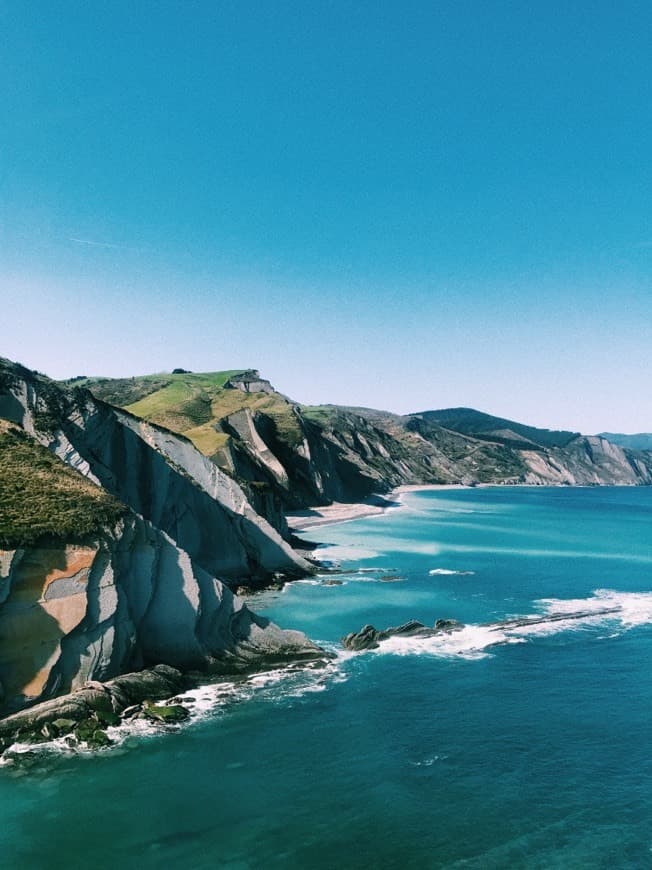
0, 359, 321, 720
80, 371, 652, 521
0, 517, 318, 710
2, 357, 649, 739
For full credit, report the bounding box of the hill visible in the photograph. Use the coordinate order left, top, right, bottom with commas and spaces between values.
66, 370, 652, 524
414, 407, 579, 450
0, 421, 126, 548
599, 432, 652, 451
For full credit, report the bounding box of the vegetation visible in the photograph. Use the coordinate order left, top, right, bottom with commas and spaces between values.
0, 424, 126, 548
73, 370, 305, 457
417, 408, 579, 449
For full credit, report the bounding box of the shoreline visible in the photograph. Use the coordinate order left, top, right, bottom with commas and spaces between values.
286, 484, 468, 532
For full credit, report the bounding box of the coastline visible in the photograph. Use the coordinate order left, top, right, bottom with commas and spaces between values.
286, 484, 468, 532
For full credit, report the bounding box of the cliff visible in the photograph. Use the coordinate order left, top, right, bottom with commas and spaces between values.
75, 370, 652, 526
0, 359, 321, 717
2, 357, 648, 738
599, 432, 652, 451
0, 517, 317, 711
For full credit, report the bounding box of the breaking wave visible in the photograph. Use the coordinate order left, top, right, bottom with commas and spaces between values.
364, 590, 652, 661
0, 650, 348, 770
429, 568, 476, 576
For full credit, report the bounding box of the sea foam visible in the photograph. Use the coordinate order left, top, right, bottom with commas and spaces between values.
0, 649, 348, 768
429, 568, 476, 576
366, 590, 652, 661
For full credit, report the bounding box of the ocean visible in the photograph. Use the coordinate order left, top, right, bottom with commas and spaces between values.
1, 486, 651, 869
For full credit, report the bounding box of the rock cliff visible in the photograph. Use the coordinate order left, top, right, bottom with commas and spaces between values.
0, 516, 320, 712
0, 359, 321, 717
78, 369, 652, 523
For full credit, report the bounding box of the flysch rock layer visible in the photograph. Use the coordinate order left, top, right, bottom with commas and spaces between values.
0, 516, 323, 711
1, 361, 311, 584
0, 360, 322, 719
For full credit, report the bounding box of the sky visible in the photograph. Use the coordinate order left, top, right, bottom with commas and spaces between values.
1, 1, 651, 433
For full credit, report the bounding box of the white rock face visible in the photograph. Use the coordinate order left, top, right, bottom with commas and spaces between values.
0, 362, 321, 713
0, 516, 321, 710
223, 408, 290, 488
521, 436, 652, 486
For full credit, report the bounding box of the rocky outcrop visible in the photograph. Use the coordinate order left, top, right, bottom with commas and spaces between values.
224, 370, 274, 394
0, 514, 324, 713
0, 664, 191, 751
342, 619, 464, 651
342, 608, 625, 653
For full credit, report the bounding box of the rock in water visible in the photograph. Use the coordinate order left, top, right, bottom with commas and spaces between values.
342, 618, 464, 651
342, 624, 383, 651
143, 702, 190, 723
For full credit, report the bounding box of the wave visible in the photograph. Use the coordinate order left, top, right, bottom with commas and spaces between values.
364, 590, 652, 661
429, 568, 476, 576
0, 650, 347, 769
536, 589, 652, 628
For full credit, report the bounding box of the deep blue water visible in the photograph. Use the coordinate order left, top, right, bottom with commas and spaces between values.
2, 486, 652, 869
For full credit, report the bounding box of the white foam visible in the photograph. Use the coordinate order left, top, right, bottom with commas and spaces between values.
429, 568, 476, 576
376, 624, 524, 660
536, 589, 652, 627
367, 590, 652, 660
0, 653, 348, 766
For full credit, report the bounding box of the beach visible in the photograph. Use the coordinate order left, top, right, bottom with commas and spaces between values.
286, 484, 468, 531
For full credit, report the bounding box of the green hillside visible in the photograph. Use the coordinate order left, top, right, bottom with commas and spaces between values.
68, 370, 303, 459
0, 422, 126, 548
415, 407, 579, 450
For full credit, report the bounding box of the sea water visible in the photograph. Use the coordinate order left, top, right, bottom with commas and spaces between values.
1, 486, 651, 869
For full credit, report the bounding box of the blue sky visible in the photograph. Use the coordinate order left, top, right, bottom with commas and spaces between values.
2, 1, 651, 432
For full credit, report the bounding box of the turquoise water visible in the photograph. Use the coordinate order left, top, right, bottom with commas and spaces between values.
2, 486, 652, 869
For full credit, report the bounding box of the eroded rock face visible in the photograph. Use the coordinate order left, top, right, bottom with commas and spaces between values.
0, 516, 325, 712
521, 435, 652, 485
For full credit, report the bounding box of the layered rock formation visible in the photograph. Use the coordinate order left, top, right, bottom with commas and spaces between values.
0, 359, 321, 719
80, 370, 652, 526
3, 356, 648, 738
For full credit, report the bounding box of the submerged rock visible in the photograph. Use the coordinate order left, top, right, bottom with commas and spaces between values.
143, 702, 190, 723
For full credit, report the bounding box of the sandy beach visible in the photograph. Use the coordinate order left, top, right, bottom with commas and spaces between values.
286, 484, 468, 532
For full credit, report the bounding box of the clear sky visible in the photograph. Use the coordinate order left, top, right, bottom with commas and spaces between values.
2, 1, 651, 433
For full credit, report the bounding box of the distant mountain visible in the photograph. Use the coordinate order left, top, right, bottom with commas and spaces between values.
599, 433, 652, 451
412, 407, 579, 450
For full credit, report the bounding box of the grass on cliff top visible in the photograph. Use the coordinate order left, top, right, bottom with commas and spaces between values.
76, 371, 304, 456
0, 425, 127, 548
